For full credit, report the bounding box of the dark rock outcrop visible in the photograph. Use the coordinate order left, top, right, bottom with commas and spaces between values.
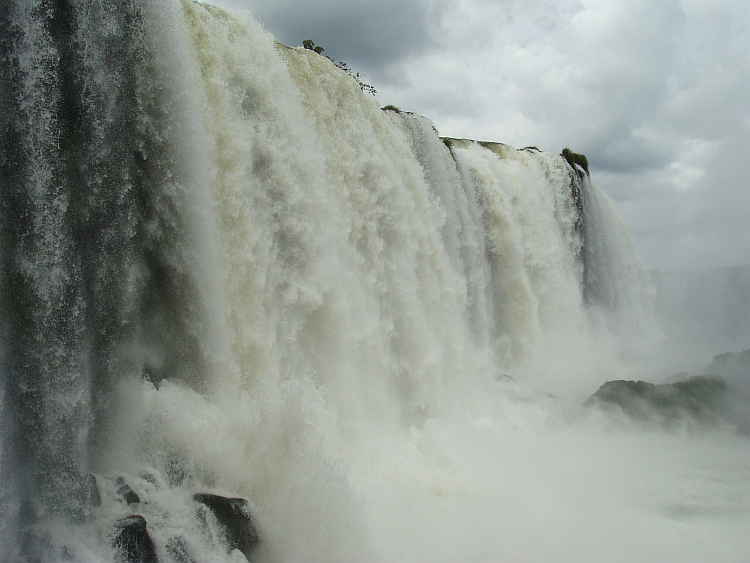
113, 515, 158, 563
561, 147, 589, 176
586, 376, 730, 426
194, 493, 260, 560
115, 477, 141, 505
85, 473, 102, 508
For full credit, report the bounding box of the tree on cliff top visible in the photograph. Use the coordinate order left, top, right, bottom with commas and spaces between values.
303, 39, 377, 96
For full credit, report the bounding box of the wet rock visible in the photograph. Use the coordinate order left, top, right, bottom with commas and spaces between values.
113, 515, 158, 563
586, 376, 729, 425
114, 477, 141, 505
194, 493, 259, 559
117, 484, 140, 505
85, 473, 102, 508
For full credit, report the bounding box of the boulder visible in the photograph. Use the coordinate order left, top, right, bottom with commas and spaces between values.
113, 515, 158, 563
194, 493, 259, 559
115, 477, 141, 505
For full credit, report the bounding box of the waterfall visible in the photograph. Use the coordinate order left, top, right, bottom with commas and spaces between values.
0, 1, 693, 561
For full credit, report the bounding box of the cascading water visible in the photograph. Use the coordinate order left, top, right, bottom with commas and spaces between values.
2, 1, 749, 562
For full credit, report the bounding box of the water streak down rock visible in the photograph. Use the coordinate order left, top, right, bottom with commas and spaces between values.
194, 493, 260, 559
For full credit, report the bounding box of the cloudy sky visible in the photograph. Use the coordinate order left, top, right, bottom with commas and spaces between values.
208, 0, 749, 272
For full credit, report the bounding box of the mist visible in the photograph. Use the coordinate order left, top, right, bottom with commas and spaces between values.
652, 266, 750, 373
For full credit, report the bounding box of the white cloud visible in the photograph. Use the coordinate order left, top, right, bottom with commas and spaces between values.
668, 161, 705, 192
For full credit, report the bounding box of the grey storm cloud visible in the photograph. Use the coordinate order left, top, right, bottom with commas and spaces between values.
208, 0, 750, 272
215, 0, 450, 71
